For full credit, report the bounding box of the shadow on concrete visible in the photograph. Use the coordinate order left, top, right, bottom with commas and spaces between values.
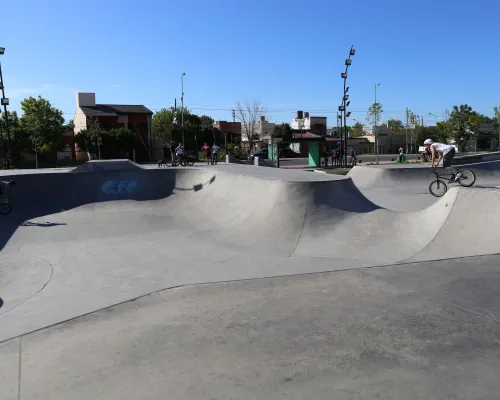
175, 175, 216, 192
0, 169, 216, 252
0, 297, 3, 310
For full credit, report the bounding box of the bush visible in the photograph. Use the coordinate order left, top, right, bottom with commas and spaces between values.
198, 149, 227, 162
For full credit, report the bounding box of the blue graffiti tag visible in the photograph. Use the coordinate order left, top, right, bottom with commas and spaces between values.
101, 180, 140, 195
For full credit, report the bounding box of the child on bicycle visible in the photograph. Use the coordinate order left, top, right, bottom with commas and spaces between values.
0, 180, 16, 197
424, 138, 461, 181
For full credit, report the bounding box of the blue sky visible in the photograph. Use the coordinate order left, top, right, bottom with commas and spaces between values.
2, 0, 499, 127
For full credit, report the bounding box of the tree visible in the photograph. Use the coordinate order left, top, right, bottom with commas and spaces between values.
494, 106, 500, 150
366, 102, 383, 127
435, 120, 452, 143
235, 100, 267, 151
448, 104, 481, 151
73, 117, 103, 159
351, 122, 364, 137
272, 123, 292, 139
387, 119, 403, 132
152, 108, 176, 148
18, 96, 66, 155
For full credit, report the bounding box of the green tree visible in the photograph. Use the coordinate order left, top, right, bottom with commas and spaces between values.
435, 120, 452, 143
366, 102, 383, 127
272, 123, 292, 139
351, 122, 364, 137
18, 96, 66, 154
387, 119, 403, 132
448, 104, 480, 151
73, 118, 103, 160
494, 106, 500, 150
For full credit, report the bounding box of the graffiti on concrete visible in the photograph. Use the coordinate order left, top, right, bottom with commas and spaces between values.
101, 180, 140, 195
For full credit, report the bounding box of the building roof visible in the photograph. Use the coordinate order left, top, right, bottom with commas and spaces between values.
293, 132, 322, 139
80, 104, 152, 117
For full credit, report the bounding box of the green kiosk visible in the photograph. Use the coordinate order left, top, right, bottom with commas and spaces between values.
268, 136, 326, 168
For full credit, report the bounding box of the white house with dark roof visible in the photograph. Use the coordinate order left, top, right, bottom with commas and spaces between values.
74, 92, 154, 161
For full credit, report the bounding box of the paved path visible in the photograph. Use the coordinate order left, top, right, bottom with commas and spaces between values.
1, 160, 500, 399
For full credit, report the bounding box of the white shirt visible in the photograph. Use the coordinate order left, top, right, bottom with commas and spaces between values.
212, 145, 220, 153
431, 142, 454, 155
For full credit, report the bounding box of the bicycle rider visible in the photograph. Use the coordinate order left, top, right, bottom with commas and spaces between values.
175, 142, 185, 163
0, 180, 16, 197
424, 138, 461, 181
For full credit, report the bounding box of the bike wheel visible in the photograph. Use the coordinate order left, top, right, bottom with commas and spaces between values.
0, 202, 12, 215
457, 169, 476, 187
186, 157, 194, 167
429, 179, 448, 197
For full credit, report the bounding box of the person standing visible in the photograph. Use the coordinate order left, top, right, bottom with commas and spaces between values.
211, 143, 221, 165
202, 143, 211, 165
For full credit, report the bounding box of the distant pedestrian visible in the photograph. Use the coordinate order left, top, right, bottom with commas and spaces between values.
211, 143, 221, 165
202, 142, 211, 165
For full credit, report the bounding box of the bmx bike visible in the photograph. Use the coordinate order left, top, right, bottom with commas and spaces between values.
166, 155, 195, 167
429, 165, 476, 197
0, 197, 12, 215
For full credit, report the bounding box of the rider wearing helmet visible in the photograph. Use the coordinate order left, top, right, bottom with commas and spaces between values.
424, 139, 461, 181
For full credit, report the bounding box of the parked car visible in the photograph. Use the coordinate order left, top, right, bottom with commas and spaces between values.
248, 149, 268, 160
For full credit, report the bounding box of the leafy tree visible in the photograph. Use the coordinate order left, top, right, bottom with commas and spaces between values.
435, 120, 452, 143
152, 108, 176, 148
18, 96, 66, 154
272, 123, 292, 139
351, 122, 364, 137
448, 104, 480, 151
387, 119, 403, 132
366, 102, 383, 127
73, 118, 104, 159
494, 106, 500, 150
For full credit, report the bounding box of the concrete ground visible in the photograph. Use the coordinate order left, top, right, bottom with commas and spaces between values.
1, 160, 500, 399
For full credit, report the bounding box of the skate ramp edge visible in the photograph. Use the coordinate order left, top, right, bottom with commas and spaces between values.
404, 188, 500, 262
71, 159, 145, 172
292, 184, 459, 262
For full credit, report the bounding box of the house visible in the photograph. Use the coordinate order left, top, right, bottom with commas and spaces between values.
291, 111, 327, 136
240, 116, 275, 149
73, 92, 153, 161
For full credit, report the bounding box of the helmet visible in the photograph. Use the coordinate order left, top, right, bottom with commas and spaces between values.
424, 139, 433, 145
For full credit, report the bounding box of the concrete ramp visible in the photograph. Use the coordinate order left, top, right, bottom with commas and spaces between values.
349, 160, 500, 191
72, 159, 145, 172
405, 188, 500, 262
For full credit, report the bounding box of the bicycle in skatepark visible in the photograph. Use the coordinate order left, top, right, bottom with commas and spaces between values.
429, 165, 476, 197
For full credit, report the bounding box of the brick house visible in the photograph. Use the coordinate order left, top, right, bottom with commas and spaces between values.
73, 92, 153, 161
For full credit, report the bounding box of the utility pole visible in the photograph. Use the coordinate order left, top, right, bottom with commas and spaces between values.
181, 73, 186, 148
0, 55, 12, 168
405, 107, 409, 154
374, 83, 380, 164
232, 109, 235, 123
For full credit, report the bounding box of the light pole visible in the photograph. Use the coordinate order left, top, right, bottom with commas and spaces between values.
374, 82, 380, 164
339, 46, 355, 169
0, 47, 12, 168
428, 113, 438, 125
181, 72, 186, 148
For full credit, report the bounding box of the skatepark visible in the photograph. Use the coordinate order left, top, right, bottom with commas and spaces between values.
1, 159, 500, 399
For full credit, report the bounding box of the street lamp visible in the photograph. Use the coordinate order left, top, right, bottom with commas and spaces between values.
429, 112, 438, 124
0, 46, 12, 168
374, 82, 381, 164
181, 72, 186, 148
339, 46, 355, 168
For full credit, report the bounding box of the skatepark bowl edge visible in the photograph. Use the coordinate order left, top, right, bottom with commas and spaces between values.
1, 159, 500, 400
